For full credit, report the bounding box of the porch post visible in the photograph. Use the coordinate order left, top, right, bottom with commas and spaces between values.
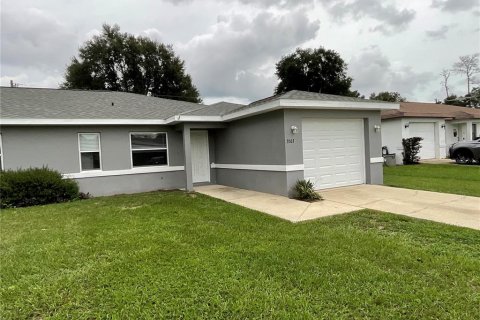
466, 121, 473, 140
183, 125, 194, 192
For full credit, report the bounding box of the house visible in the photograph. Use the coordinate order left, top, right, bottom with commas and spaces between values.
381, 102, 480, 164
0, 87, 398, 197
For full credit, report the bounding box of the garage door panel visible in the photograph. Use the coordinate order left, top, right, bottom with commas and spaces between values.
408, 123, 436, 159
302, 118, 365, 190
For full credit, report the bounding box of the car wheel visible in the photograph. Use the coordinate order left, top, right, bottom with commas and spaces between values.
455, 151, 473, 164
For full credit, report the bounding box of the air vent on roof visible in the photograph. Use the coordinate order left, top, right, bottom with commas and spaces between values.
111, 102, 114, 106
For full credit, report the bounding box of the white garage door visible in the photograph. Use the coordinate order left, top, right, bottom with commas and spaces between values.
408, 122, 436, 160
302, 118, 365, 190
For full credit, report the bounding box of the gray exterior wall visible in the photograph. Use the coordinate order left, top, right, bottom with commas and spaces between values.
213, 110, 290, 196
214, 111, 286, 165
0, 125, 186, 196
1, 108, 384, 198
76, 171, 185, 196
214, 109, 383, 197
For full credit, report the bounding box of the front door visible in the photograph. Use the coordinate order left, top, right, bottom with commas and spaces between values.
190, 130, 210, 183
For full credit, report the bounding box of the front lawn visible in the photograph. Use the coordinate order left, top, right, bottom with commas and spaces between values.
384, 163, 480, 197
1, 192, 479, 319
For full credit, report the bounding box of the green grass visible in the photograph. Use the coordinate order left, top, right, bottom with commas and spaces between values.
384, 163, 480, 197
1, 192, 479, 319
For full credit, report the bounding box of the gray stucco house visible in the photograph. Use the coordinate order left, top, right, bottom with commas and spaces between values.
0, 87, 398, 197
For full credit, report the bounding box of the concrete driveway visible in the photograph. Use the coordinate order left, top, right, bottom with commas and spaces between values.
195, 184, 480, 230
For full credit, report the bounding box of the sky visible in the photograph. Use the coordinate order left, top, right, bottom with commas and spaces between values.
1, 0, 479, 104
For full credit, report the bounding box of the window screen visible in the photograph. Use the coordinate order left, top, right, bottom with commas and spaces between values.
79, 133, 101, 171
130, 133, 168, 167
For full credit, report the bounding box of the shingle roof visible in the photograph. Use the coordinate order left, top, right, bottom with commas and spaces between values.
230, 90, 389, 114
381, 102, 480, 120
0, 87, 202, 119
1, 88, 397, 123
182, 101, 246, 116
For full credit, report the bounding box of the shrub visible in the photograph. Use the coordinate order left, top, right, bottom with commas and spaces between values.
402, 137, 423, 165
0, 167, 79, 208
293, 179, 323, 202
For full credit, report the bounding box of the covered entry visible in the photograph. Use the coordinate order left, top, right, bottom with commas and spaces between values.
302, 118, 365, 189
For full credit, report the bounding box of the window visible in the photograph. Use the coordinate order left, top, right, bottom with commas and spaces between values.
473, 123, 478, 140
130, 132, 168, 167
0, 133, 3, 170
78, 133, 102, 171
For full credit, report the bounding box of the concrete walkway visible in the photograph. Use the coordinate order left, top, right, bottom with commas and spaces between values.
195, 184, 480, 230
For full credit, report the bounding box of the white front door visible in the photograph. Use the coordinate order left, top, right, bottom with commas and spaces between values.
191, 130, 210, 183
302, 118, 365, 190
408, 122, 436, 159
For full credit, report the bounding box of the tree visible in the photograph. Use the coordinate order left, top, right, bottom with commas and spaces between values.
452, 54, 479, 95
274, 48, 358, 96
443, 94, 468, 107
440, 69, 451, 98
369, 91, 406, 102
63, 24, 201, 103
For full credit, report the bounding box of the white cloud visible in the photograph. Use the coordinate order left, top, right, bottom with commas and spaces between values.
425, 25, 455, 40
0, 0, 478, 103
349, 46, 436, 99
432, 0, 479, 12
1, 8, 77, 69
178, 9, 320, 100
327, 0, 416, 34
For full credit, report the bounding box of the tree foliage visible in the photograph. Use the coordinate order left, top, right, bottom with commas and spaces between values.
440, 69, 451, 98
274, 48, 359, 97
443, 87, 480, 108
402, 137, 423, 165
443, 95, 467, 107
63, 24, 201, 103
369, 91, 406, 102
452, 54, 479, 95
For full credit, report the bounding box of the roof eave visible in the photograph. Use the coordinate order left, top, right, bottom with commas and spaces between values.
0, 119, 168, 126
279, 99, 399, 110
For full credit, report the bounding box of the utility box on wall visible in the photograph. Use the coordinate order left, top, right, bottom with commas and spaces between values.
383, 154, 396, 166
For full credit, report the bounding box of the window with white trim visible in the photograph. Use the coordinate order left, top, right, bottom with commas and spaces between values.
130, 132, 168, 167
0, 133, 3, 170
78, 133, 102, 171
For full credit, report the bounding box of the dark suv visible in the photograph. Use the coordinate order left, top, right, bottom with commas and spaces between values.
449, 138, 480, 164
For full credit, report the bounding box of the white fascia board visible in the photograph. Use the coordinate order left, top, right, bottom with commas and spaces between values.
222, 100, 282, 121
211, 163, 304, 172
0, 99, 399, 126
162, 115, 223, 124
221, 99, 399, 122
280, 99, 399, 110
370, 157, 384, 164
175, 115, 223, 122
63, 165, 185, 179
0, 119, 167, 126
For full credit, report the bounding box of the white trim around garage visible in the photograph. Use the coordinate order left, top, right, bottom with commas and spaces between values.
211, 163, 304, 172
370, 157, 384, 164
63, 166, 185, 179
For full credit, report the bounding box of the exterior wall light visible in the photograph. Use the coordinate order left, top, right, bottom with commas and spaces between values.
374, 125, 381, 132
404, 122, 410, 129
291, 125, 298, 134
441, 124, 446, 129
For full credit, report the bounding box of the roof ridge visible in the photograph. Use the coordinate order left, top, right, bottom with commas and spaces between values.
177, 104, 210, 116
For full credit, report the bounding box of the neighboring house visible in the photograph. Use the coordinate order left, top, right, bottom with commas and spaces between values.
381, 102, 480, 164
0, 87, 397, 197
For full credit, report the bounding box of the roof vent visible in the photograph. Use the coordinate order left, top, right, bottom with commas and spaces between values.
111, 102, 114, 106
